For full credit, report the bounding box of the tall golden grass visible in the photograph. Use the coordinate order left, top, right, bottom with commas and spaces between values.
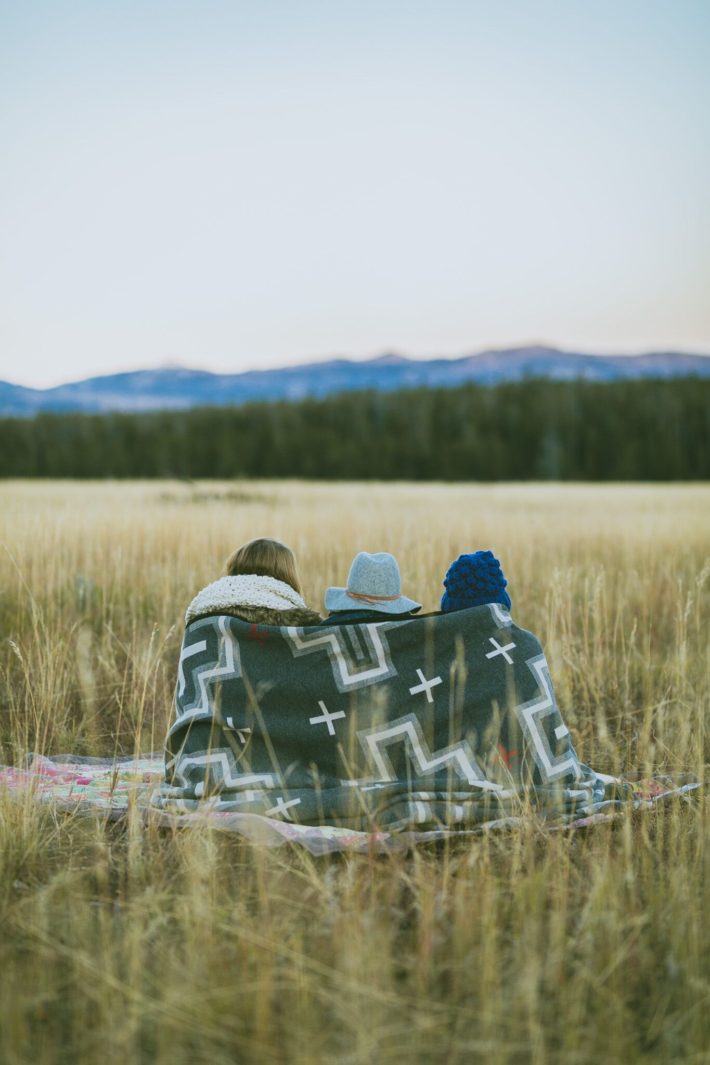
0, 480, 708, 1065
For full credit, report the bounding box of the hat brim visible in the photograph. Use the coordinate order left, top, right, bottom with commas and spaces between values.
324, 587, 422, 615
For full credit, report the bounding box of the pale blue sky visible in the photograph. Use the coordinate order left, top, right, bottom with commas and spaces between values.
1, 0, 709, 387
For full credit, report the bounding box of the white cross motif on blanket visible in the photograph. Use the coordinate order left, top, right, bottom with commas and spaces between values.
408, 669, 443, 703
485, 637, 516, 664
309, 701, 346, 736
265, 796, 301, 820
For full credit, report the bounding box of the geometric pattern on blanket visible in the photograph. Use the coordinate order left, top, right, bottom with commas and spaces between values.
150, 605, 633, 830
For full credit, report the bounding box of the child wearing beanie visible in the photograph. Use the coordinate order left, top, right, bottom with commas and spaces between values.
440, 550, 511, 613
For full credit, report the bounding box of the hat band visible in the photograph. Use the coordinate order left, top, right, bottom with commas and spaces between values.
346, 590, 401, 604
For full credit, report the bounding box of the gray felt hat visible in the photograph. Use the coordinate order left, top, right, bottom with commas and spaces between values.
324, 551, 422, 615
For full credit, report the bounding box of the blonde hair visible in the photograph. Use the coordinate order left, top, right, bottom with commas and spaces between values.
224, 538, 303, 594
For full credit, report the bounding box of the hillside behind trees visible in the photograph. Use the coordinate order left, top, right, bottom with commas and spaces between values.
1, 378, 708, 480
2, 347, 709, 415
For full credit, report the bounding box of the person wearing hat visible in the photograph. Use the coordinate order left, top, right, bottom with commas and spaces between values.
322, 551, 422, 625
440, 550, 511, 613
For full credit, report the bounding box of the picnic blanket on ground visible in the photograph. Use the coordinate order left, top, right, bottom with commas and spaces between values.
0, 753, 699, 854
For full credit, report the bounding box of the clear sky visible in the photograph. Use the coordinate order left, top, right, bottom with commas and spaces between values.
1, 0, 709, 388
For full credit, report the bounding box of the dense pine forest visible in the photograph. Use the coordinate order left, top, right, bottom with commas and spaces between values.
1, 378, 708, 480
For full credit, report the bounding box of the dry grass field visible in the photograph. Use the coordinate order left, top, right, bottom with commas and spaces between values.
0, 480, 708, 1065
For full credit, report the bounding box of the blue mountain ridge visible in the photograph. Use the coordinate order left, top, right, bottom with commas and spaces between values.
1, 345, 709, 416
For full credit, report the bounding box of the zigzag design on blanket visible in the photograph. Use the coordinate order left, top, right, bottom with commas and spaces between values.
514, 654, 581, 782
174, 748, 276, 796
488, 603, 513, 628
283, 623, 399, 692
357, 712, 505, 793
173, 616, 243, 726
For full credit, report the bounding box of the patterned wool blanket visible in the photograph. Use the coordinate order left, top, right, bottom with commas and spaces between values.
144, 604, 699, 841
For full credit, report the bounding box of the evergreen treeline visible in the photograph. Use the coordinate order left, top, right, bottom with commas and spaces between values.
1, 378, 708, 480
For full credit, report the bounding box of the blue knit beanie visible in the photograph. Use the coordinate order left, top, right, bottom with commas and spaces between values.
440, 550, 512, 613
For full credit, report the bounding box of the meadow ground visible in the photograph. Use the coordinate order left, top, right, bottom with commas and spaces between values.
0, 480, 708, 1065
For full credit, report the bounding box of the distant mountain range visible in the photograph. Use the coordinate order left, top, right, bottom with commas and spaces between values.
2, 346, 709, 416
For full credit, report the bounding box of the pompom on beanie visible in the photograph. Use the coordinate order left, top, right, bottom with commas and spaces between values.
440, 550, 511, 613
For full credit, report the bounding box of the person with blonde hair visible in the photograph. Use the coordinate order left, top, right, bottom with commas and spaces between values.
185, 537, 322, 627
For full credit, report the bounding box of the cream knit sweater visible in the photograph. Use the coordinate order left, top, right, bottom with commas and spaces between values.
185, 574, 312, 625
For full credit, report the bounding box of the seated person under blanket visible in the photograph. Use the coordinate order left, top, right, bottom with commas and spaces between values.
320, 551, 421, 625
